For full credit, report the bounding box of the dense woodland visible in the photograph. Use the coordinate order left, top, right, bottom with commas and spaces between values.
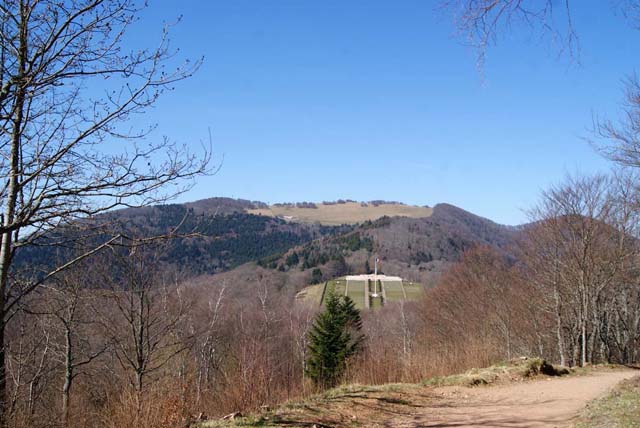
16, 204, 348, 276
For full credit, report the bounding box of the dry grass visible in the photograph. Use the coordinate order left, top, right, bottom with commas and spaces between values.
200, 383, 432, 428
296, 279, 424, 309
402, 282, 424, 300
576, 375, 640, 427
420, 357, 570, 387
295, 282, 326, 306
247, 202, 433, 225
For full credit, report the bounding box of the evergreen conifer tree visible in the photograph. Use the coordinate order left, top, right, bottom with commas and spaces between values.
306, 291, 364, 388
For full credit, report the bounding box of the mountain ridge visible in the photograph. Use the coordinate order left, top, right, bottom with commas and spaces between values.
15, 197, 517, 292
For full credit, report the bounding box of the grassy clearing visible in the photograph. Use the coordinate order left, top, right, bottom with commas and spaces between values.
383, 281, 404, 300
370, 295, 383, 309
402, 282, 423, 300
294, 283, 324, 305
345, 281, 366, 309
297, 278, 424, 310
247, 202, 433, 225
330, 280, 346, 297
576, 375, 640, 428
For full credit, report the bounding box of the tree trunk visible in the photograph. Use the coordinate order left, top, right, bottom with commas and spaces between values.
581, 320, 587, 366
553, 285, 566, 366
581, 285, 588, 367
62, 326, 72, 427
135, 370, 143, 419
0, 4, 27, 424
0, 326, 5, 428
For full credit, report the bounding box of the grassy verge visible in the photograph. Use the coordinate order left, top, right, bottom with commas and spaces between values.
421, 357, 570, 387
576, 375, 640, 428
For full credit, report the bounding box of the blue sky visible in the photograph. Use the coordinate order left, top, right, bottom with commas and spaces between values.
126, 1, 638, 225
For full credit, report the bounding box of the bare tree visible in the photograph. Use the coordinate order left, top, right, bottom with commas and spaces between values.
445, 1, 640, 176
192, 283, 226, 408
4, 312, 51, 426
99, 245, 192, 421
519, 220, 570, 366
40, 263, 110, 427
525, 173, 635, 366
288, 303, 315, 394
445, 0, 580, 68
0, 0, 209, 422
595, 75, 640, 169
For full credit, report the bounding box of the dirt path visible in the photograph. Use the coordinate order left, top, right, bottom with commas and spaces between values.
391, 370, 637, 428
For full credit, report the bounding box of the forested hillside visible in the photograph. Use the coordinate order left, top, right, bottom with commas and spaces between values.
15, 199, 514, 290
15, 201, 350, 277
261, 203, 517, 287
365, 203, 516, 263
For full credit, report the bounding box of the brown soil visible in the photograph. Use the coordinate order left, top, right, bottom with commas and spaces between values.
255, 369, 637, 428
390, 369, 637, 428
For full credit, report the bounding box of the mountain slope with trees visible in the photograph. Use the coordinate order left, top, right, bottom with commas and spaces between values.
15, 202, 350, 277
262, 203, 518, 288
16, 199, 515, 287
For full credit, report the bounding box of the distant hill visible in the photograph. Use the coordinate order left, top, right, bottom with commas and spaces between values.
15, 198, 515, 291
15, 200, 349, 277
258, 203, 517, 289
365, 203, 516, 265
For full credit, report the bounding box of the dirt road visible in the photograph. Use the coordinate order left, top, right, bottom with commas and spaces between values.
391, 370, 637, 428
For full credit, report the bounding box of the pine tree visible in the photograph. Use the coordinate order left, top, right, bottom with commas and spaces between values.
311, 268, 323, 284
306, 291, 364, 388
340, 294, 363, 335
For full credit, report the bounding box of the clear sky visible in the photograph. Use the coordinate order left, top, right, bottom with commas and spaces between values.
125, 1, 638, 225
